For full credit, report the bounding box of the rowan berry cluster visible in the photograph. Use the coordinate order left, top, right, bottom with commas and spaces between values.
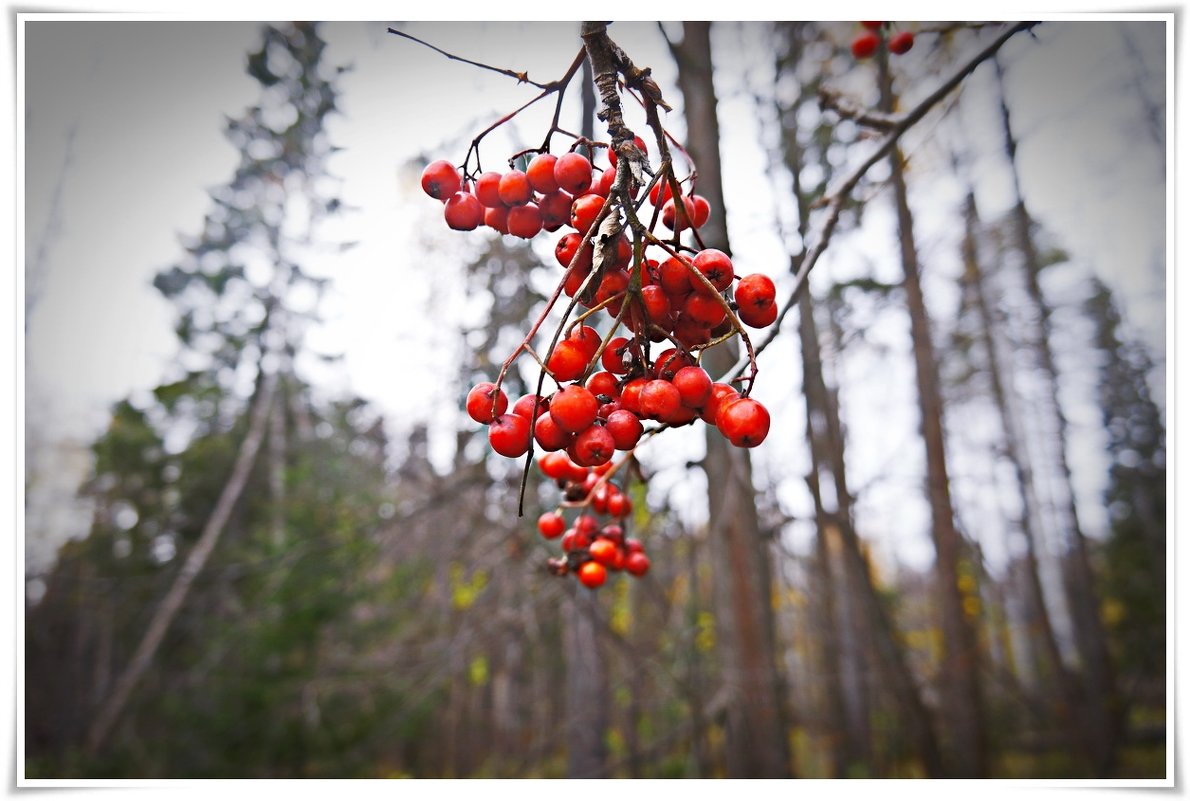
426, 98, 776, 587
851, 21, 915, 59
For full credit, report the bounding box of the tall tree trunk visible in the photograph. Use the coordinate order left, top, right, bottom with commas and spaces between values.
960, 187, 1097, 766
877, 48, 987, 777
84, 367, 278, 757
667, 21, 791, 778
992, 56, 1121, 775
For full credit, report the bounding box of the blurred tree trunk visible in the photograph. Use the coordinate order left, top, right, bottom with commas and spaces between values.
877, 49, 987, 777
562, 53, 610, 780
960, 186, 1095, 764
992, 57, 1121, 775
667, 21, 791, 778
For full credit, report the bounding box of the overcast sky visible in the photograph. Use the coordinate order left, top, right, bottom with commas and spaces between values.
19, 17, 1173, 580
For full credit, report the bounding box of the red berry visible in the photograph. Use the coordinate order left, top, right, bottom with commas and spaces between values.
588, 537, 618, 567
889, 31, 915, 55
618, 377, 649, 416
539, 451, 573, 480
538, 511, 566, 539
488, 413, 531, 457
570, 193, 605, 236
507, 202, 543, 238
550, 385, 599, 434
672, 317, 712, 350
526, 153, 559, 194
625, 551, 650, 577
653, 348, 695, 381
601, 336, 632, 374
639, 379, 682, 421
691, 249, 734, 295
640, 284, 672, 325
662, 196, 693, 232
689, 194, 711, 228
538, 190, 573, 230
554, 152, 593, 195
861, 21, 884, 31
573, 424, 615, 466
567, 325, 602, 359
474, 172, 504, 208
716, 397, 771, 448
484, 204, 509, 234
604, 409, 643, 450
466, 382, 508, 424
575, 513, 599, 534
577, 560, 607, 589
606, 491, 631, 518
851, 32, 881, 59
547, 339, 589, 382
586, 370, 620, 401
659, 256, 692, 296
649, 179, 675, 207
701, 382, 741, 426
736, 273, 778, 328
513, 394, 549, 420
498, 170, 532, 206
534, 411, 573, 452
593, 166, 617, 198
672, 365, 713, 409
421, 159, 461, 201
683, 292, 728, 328
444, 191, 483, 231
555, 232, 593, 271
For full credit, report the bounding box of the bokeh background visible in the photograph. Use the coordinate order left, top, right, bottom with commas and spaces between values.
20, 16, 1171, 782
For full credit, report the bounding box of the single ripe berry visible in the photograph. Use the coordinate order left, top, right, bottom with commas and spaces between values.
586, 370, 620, 401
735, 273, 778, 328
488, 413, 531, 457
889, 30, 915, 54
474, 171, 505, 208
624, 551, 650, 577
593, 167, 617, 198
588, 537, 618, 567
513, 394, 549, 420
577, 560, 607, 589
538, 190, 573, 230
484, 205, 510, 234
534, 412, 573, 451
466, 382, 508, 424
550, 385, 599, 434
421, 160, 462, 201
692, 248, 735, 294
601, 336, 632, 374
538, 511, 566, 539
554, 152, 593, 195
688, 194, 711, 228
851, 32, 881, 59
498, 170, 533, 206
672, 365, 713, 409
539, 451, 573, 480
659, 256, 692, 296
701, 382, 741, 426
546, 340, 589, 382
444, 191, 483, 231
526, 153, 560, 194
570, 193, 605, 236
683, 292, 728, 328
568, 325, 602, 360
639, 379, 682, 421
573, 424, 615, 466
716, 397, 771, 448
649, 180, 675, 207
507, 202, 543, 239
604, 409, 644, 450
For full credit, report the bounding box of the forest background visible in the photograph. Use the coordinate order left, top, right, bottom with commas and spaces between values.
10, 4, 1185, 793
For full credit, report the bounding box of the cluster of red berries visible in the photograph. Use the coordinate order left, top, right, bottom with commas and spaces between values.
536, 454, 649, 589
429, 133, 777, 586
851, 21, 914, 59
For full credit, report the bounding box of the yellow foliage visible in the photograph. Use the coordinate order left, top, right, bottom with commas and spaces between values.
450, 563, 488, 611
468, 655, 489, 687
696, 610, 715, 653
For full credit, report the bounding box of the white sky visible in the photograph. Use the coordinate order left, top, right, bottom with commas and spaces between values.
15, 14, 1177, 581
